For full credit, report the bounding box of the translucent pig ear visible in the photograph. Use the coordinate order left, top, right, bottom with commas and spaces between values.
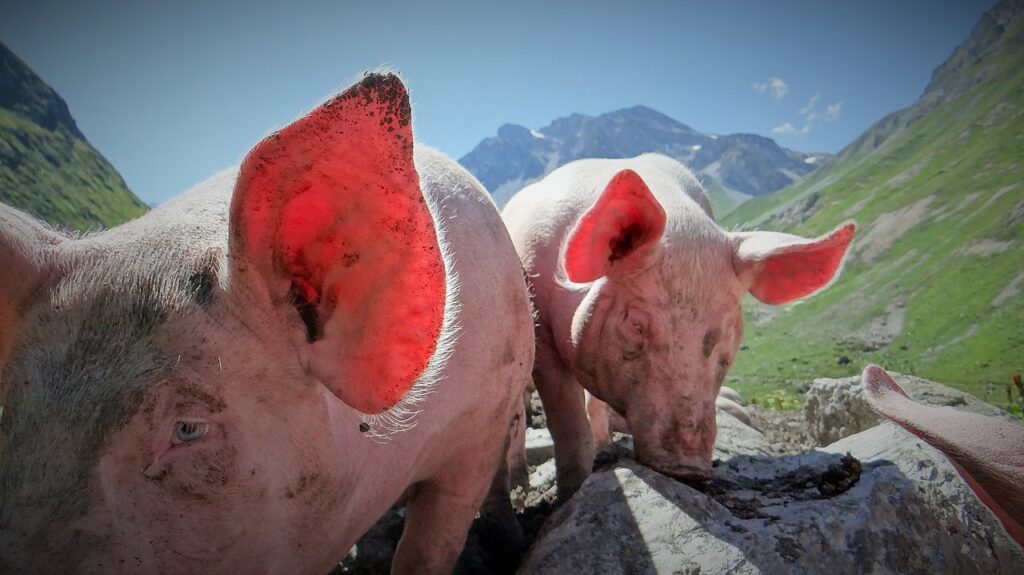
732, 222, 855, 305
563, 169, 667, 283
862, 365, 1024, 546
0, 205, 63, 364
229, 73, 446, 414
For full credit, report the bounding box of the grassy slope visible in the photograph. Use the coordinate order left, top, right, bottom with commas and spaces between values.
719, 19, 1024, 411
702, 177, 743, 219
0, 109, 147, 231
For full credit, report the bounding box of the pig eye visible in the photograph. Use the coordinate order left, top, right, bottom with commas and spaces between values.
173, 421, 209, 444
623, 306, 648, 336
620, 306, 650, 351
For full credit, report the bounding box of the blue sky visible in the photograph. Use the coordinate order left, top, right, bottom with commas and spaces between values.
0, 0, 996, 205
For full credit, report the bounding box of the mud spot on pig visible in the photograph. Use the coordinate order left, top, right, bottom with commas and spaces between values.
173, 381, 227, 414
702, 329, 721, 358
283, 469, 322, 500
501, 343, 516, 366
340, 253, 361, 268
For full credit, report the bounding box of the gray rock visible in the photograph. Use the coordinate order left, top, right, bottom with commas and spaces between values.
526, 427, 555, 466
803, 372, 1012, 446
718, 386, 745, 406
712, 408, 769, 458
519, 423, 1024, 574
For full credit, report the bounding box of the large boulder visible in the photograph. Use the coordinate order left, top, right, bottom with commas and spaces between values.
804, 372, 1013, 445
518, 423, 1024, 574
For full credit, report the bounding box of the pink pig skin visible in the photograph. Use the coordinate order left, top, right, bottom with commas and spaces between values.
0, 74, 533, 574
863, 365, 1024, 547
502, 155, 854, 499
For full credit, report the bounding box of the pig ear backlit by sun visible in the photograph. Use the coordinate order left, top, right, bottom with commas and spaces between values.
229, 73, 446, 415
563, 169, 667, 283
732, 223, 855, 305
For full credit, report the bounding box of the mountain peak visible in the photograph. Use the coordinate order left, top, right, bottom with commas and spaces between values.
496, 123, 535, 141
0, 41, 84, 139
460, 106, 823, 213
922, 0, 1024, 100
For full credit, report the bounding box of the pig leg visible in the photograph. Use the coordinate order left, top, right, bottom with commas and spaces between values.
392, 447, 504, 574
534, 336, 594, 501
478, 442, 529, 568
586, 392, 614, 452
507, 393, 530, 492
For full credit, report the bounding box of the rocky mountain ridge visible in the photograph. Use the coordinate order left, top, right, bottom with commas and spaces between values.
459, 104, 826, 215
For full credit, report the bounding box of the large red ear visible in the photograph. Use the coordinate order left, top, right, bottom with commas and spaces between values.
229, 73, 445, 414
563, 169, 666, 283
732, 222, 855, 305
862, 365, 1024, 545
0, 205, 63, 364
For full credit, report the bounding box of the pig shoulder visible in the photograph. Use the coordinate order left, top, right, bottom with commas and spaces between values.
414, 144, 534, 383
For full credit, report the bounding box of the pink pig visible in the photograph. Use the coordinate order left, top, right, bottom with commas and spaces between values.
0, 74, 534, 573
863, 365, 1024, 546
502, 155, 854, 498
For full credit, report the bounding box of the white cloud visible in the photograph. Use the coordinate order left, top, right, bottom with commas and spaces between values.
772, 122, 797, 134
785, 95, 842, 135
799, 93, 820, 116
754, 76, 789, 99
765, 86, 841, 138
825, 101, 843, 121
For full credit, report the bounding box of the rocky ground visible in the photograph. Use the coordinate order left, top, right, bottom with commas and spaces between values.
335, 376, 1022, 574
335, 392, 820, 574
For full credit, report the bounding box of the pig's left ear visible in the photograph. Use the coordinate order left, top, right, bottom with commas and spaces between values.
229, 73, 446, 414
0, 205, 64, 364
563, 169, 667, 283
731, 222, 855, 305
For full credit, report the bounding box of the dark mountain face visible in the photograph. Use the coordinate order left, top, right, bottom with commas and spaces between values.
0, 45, 83, 139
459, 104, 825, 211
0, 42, 147, 231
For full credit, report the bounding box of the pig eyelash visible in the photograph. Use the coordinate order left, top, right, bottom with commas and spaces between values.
172, 421, 209, 444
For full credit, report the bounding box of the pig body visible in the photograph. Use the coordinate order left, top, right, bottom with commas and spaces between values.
0, 74, 533, 573
502, 154, 853, 498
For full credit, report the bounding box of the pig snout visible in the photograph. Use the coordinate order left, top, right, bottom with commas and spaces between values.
629, 399, 717, 481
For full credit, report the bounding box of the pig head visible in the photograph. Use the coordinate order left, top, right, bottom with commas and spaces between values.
0, 73, 531, 574
863, 365, 1024, 546
503, 155, 854, 498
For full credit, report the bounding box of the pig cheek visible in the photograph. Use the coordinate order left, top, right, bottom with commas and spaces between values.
159, 443, 242, 504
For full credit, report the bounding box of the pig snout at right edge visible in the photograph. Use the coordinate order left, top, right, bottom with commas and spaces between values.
863, 365, 1024, 546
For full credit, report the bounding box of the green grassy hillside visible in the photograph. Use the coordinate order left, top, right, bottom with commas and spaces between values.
0, 42, 146, 231
721, 2, 1024, 412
